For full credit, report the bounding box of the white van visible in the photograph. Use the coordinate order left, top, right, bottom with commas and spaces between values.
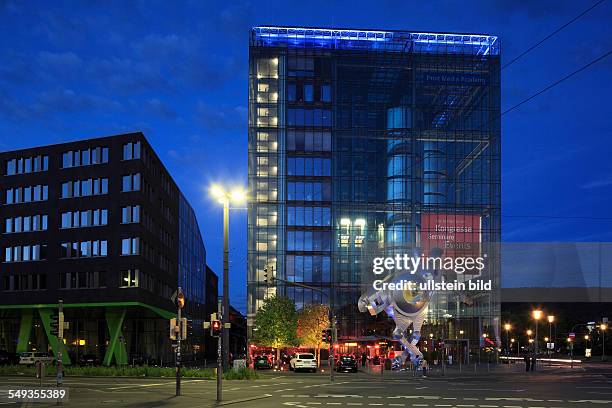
19, 352, 54, 366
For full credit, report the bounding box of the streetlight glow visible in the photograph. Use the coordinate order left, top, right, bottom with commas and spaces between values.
504, 323, 511, 331
601, 324, 608, 331
532, 310, 543, 320
547, 315, 555, 323
527, 329, 533, 336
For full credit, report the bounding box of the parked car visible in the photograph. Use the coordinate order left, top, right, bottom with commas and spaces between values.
129, 353, 153, 366
78, 354, 101, 366
19, 352, 54, 366
253, 355, 272, 370
289, 353, 317, 372
0, 350, 18, 365
335, 355, 358, 373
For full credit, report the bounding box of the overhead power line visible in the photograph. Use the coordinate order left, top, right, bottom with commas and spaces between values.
502, 49, 611, 117
502, 0, 608, 70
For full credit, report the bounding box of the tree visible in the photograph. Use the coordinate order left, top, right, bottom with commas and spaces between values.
297, 304, 330, 366
252, 296, 299, 364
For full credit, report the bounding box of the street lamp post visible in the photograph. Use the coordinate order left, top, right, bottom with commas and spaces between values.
211, 184, 247, 371
602, 324, 608, 361
532, 310, 543, 369
547, 315, 555, 358
504, 324, 511, 357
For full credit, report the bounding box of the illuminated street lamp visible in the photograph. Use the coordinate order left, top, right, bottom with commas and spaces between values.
210, 184, 247, 370
532, 310, 543, 367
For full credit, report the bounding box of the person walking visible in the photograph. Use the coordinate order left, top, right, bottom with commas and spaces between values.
421, 359, 429, 377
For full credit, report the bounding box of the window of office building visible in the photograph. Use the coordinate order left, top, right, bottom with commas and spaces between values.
287, 108, 332, 126
60, 240, 107, 258
61, 209, 108, 228
123, 142, 141, 160
61, 178, 108, 198
122, 173, 141, 192
4, 215, 48, 233
287, 157, 331, 176
121, 237, 140, 256
61, 147, 109, 168
120, 269, 139, 287
6, 155, 49, 176
287, 206, 331, 226
2, 274, 47, 291
5, 185, 48, 204
287, 130, 331, 152
59, 271, 105, 289
121, 205, 140, 224
4, 244, 47, 262
287, 181, 332, 201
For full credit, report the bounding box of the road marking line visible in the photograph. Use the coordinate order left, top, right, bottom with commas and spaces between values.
325, 404, 341, 406
478, 405, 498, 407
389, 404, 405, 407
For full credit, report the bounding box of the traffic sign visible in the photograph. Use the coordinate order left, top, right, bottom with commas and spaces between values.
569, 332, 576, 339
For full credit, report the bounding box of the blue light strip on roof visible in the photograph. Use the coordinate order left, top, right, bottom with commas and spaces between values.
251, 26, 500, 56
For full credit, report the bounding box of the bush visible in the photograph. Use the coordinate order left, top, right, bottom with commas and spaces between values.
0, 365, 216, 378
223, 368, 259, 380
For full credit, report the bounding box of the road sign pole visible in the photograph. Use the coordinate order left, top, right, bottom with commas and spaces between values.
217, 299, 223, 402
330, 317, 336, 383
57, 300, 63, 391
176, 305, 181, 396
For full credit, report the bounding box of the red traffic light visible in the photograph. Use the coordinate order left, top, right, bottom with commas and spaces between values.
211, 320, 221, 337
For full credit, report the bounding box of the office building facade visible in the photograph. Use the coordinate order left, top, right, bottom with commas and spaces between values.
247, 27, 501, 347
0, 132, 210, 365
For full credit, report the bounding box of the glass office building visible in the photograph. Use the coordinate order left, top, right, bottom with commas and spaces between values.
248, 27, 501, 344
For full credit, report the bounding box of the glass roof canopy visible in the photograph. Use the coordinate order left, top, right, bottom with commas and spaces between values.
251, 26, 499, 56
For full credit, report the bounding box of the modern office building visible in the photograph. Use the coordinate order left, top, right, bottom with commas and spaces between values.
247, 26, 501, 350
0, 132, 211, 365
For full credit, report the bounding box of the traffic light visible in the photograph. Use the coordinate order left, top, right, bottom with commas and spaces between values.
322, 328, 332, 343
176, 290, 185, 309
57, 311, 65, 340
180, 317, 188, 340
50, 314, 59, 336
263, 268, 268, 284
211, 320, 221, 337
169, 318, 178, 340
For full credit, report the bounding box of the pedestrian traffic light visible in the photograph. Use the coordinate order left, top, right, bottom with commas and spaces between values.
211, 320, 221, 337
50, 314, 59, 336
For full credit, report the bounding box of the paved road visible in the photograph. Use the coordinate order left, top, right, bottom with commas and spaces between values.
0, 363, 611, 407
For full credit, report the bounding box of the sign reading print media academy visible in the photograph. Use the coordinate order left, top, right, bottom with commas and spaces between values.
421, 213, 482, 260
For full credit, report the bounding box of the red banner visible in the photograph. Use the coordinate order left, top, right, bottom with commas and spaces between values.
421, 213, 481, 258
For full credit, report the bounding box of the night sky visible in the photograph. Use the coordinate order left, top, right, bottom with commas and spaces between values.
1, 1, 611, 313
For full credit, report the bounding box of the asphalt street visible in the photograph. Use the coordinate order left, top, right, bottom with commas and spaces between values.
0, 363, 611, 408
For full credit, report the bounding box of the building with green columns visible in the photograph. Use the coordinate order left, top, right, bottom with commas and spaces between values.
0, 133, 212, 366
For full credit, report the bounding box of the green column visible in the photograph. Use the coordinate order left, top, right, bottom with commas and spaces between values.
38, 308, 71, 365
16, 309, 33, 353
103, 308, 127, 366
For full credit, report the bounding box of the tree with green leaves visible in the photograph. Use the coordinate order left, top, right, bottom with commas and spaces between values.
297, 304, 330, 366
252, 296, 300, 364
